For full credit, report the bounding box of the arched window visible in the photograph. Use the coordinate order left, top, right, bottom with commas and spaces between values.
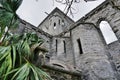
99, 21, 118, 44
53, 22, 56, 29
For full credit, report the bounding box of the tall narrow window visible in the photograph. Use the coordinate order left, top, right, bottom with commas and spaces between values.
58, 19, 60, 25
56, 39, 58, 53
62, 20, 65, 26
53, 22, 56, 29
77, 39, 83, 54
63, 41, 66, 53
54, 22, 56, 26
100, 21, 118, 44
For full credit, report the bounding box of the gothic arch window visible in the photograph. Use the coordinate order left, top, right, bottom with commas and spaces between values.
99, 21, 118, 44
53, 22, 57, 30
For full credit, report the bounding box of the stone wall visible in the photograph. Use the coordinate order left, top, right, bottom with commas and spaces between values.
69, 0, 120, 79
50, 36, 74, 69
44, 69, 81, 80
85, 0, 120, 77
38, 8, 74, 36
16, 21, 75, 69
15, 21, 52, 61
14, 0, 120, 79
71, 23, 116, 80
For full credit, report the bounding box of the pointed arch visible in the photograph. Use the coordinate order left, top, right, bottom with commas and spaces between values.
99, 21, 118, 44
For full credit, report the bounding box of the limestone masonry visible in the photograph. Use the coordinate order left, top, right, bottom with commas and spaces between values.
16, 0, 120, 80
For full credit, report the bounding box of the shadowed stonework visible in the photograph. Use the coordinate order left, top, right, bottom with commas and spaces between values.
15, 0, 120, 80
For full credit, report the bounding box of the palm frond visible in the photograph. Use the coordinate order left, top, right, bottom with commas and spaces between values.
0, 0, 22, 40
10, 62, 51, 80
0, 33, 49, 80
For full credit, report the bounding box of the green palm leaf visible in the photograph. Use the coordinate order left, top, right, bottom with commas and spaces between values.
0, 46, 12, 79
0, 33, 50, 80
11, 62, 51, 80
12, 45, 16, 68
0, 0, 51, 80
0, 0, 23, 40
0, 0, 23, 12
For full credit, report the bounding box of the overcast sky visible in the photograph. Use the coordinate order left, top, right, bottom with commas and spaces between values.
17, 0, 105, 26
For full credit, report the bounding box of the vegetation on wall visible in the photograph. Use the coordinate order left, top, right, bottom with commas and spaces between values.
0, 0, 51, 80
0, 0, 98, 79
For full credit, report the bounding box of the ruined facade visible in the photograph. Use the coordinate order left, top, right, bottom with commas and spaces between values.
17, 0, 120, 80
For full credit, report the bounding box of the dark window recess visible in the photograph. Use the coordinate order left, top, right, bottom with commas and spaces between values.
62, 20, 65, 26
58, 19, 60, 25
63, 41, 66, 53
53, 22, 57, 29
77, 39, 83, 54
62, 20, 64, 23
56, 39, 58, 53
54, 22, 56, 26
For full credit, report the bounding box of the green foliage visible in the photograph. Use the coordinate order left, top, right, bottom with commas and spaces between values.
0, 0, 22, 39
10, 62, 50, 80
0, 0, 52, 80
0, 33, 51, 80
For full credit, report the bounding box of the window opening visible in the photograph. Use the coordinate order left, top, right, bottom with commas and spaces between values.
77, 38, 83, 54
62, 20, 65, 26
100, 21, 118, 44
63, 40, 66, 53
53, 22, 56, 29
56, 39, 58, 53
59, 19, 60, 25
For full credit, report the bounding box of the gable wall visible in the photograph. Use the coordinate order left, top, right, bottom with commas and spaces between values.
70, 0, 120, 79
38, 11, 74, 35
14, 1, 120, 79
